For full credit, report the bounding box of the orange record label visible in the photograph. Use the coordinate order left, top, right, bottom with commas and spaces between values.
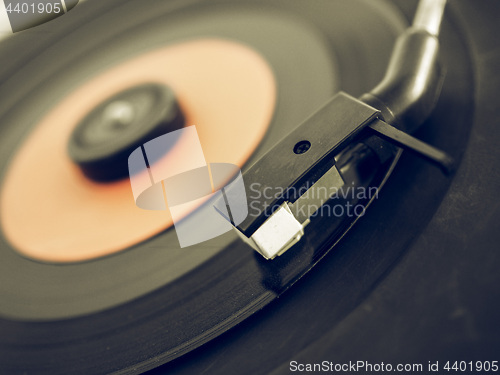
0, 38, 276, 263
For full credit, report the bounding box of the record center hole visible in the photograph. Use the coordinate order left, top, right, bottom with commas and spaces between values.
294, 140, 311, 154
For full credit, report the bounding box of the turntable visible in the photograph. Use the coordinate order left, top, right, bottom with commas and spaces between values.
0, 0, 498, 374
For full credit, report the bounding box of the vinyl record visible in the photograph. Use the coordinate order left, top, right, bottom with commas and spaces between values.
0, 0, 488, 374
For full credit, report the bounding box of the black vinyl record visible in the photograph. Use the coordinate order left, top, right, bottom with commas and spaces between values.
0, 0, 498, 374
